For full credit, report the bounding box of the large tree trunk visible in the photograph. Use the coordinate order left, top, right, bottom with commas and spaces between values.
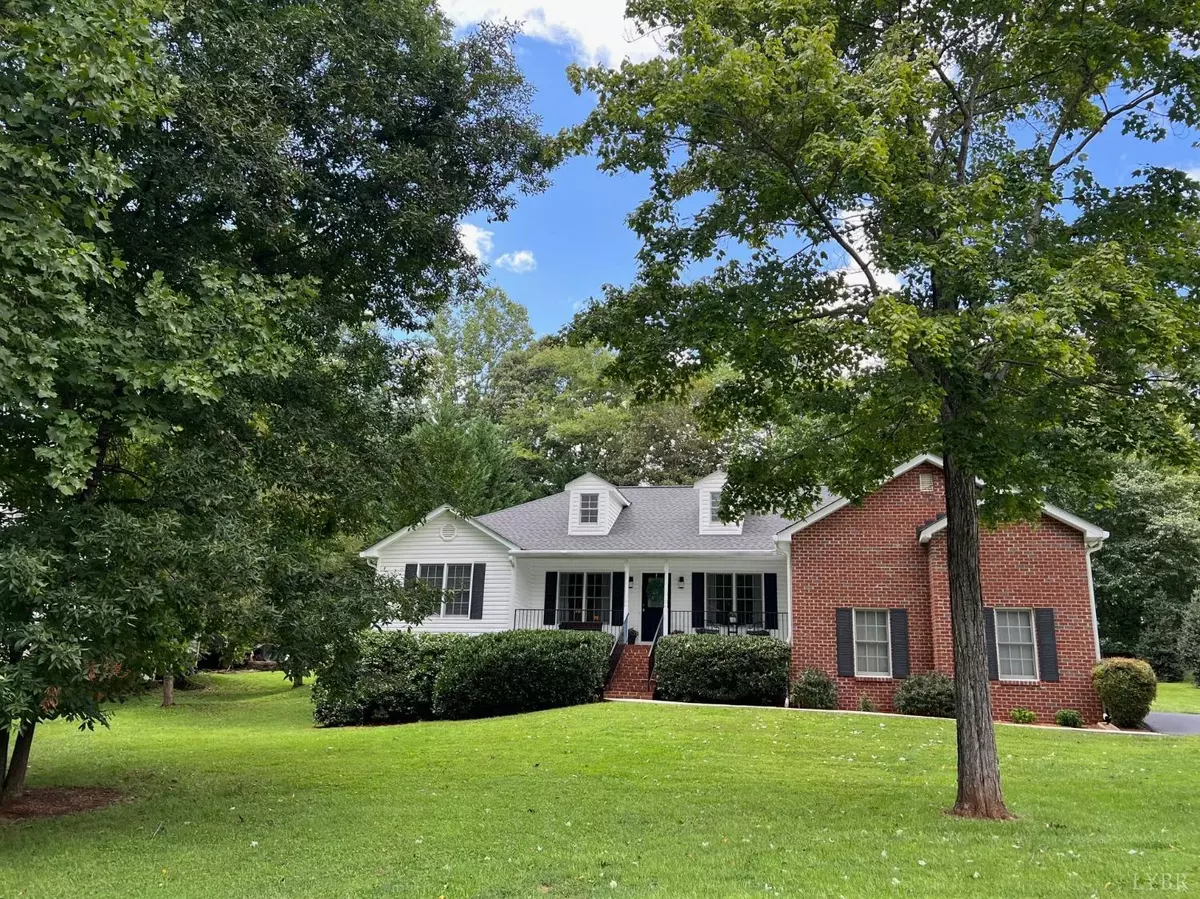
291, 673, 305, 689
0, 726, 9, 790
1, 721, 36, 808
162, 672, 175, 707
942, 450, 1011, 819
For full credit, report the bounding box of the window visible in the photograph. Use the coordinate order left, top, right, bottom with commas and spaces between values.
995, 609, 1038, 680
415, 563, 473, 616
710, 490, 723, 523
443, 564, 472, 616
579, 492, 600, 524
705, 573, 763, 626
558, 572, 611, 623
854, 609, 891, 677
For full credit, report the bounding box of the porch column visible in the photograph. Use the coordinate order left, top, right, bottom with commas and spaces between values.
663, 560, 670, 638
623, 561, 630, 641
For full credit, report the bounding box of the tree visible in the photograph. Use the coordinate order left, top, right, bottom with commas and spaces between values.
427, 287, 534, 409
567, 0, 1200, 818
1179, 591, 1200, 686
486, 338, 730, 491
0, 0, 546, 805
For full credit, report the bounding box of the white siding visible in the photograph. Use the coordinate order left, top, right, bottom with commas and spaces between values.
567, 489, 609, 536
373, 510, 513, 634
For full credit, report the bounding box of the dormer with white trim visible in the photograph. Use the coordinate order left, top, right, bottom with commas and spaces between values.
565, 473, 630, 536
695, 471, 743, 535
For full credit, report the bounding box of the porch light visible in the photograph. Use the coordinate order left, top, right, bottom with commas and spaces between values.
677, 575, 685, 589
628, 575, 634, 587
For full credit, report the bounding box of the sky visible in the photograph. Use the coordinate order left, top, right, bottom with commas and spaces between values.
444, 2, 1200, 336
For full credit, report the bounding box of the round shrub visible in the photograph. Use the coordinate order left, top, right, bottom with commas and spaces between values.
894, 672, 956, 718
857, 695, 876, 713
432, 630, 613, 720
1092, 657, 1157, 728
789, 668, 838, 710
1055, 708, 1084, 728
1009, 707, 1036, 724
654, 635, 790, 706
313, 632, 467, 727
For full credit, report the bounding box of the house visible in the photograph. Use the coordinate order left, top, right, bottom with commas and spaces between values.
360, 455, 1108, 722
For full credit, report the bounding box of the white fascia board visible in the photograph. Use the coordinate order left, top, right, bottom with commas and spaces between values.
917, 505, 1109, 545
359, 506, 520, 557
508, 548, 783, 557
564, 472, 630, 506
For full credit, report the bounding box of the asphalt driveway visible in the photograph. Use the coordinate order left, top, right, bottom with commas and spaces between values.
1145, 711, 1200, 736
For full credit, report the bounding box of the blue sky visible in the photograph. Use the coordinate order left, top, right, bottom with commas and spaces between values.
445, 3, 1200, 336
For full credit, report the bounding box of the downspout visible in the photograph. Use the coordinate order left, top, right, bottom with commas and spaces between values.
1085, 542, 1102, 661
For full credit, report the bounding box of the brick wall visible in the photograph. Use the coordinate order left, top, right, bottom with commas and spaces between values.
790, 463, 1103, 723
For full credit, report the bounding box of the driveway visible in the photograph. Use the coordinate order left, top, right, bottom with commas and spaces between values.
1145, 711, 1200, 736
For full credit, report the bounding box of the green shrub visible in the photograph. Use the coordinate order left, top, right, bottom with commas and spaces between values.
313, 631, 467, 727
654, 635, 790, 706
1092, 657, 1157, 728
1179, 591, 1200, 687
432, 630, 613, 720
857, 695, 876, 713
1010, 707, 1036, 724
789, 668, 838, 710
894, 672, 956, 718
1055, 708, 1084, 728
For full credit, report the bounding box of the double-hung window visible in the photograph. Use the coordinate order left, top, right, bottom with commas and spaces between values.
709, 490, 723, 523
558, 572, 611, 623
995, 609, 1038, 680
853, 609, 891, 677
705, 573, 763, 626
705, 573, 733, 627
579, 492, 599, 524
416, 563, 472, 616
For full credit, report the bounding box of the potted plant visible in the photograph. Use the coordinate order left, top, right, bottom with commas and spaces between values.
628, 628, 639, 644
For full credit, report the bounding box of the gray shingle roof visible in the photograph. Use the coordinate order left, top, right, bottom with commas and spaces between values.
474, 486, 802, 553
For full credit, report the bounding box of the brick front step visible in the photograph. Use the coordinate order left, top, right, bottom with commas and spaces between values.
605, 644, 655, 700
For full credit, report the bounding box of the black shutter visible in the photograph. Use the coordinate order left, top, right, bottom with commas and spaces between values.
836, 608, 854, 677
543, 572, 558, 625
763, 573, 779, 630
890, 609, 910, 679
691, 573, 705, 629
468, 563, 486, 620
983, 607, 999, 681
404, 563, 417, 583
1034, 608, 1059, 682
611, 571, 624, 626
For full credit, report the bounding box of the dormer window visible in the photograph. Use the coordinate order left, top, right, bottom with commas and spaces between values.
709, 490, 723, 523
579, 492, 600, 524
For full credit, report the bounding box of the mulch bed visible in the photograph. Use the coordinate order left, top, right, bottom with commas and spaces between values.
0, 787, 124, 822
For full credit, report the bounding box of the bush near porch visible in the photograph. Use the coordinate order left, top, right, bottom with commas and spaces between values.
653, 634, 790, 706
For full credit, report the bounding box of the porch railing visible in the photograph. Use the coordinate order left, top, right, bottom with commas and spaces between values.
606, 612, 628, 687
513, 607, 624, 643
647, 610, 666, 681
667, 610, 790, 641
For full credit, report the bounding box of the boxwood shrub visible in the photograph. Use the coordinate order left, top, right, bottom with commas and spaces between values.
653, 635, 790, 706
1055, 708, 1084, 728
894, 672, 956, 718
1092, 657, 1157, 728
313, 631, 467, 727
789, 668, 838, 710
432, 629, 613, 720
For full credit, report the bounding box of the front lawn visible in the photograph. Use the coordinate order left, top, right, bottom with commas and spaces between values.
1, 673, 1197, 898
1154, 680, 1200, 714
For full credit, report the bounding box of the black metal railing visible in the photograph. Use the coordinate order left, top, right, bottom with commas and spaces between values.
605, 613, 628, 687
667, 610, 790, 641
647, 612, 666, 680
513, 607, 623, 641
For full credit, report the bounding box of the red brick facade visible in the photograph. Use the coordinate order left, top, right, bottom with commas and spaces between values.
789, 463, 1103, 724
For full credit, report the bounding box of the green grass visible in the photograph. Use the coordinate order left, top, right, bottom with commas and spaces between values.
1154, 680, 1200, 713
1, 672, 1198, 898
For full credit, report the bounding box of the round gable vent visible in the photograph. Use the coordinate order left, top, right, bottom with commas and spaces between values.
440, 522, 458, 542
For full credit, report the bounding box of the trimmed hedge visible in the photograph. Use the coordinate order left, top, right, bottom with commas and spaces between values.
432, 629, 613, 720
313, 632, 466, 727
894, 672, 956, 718
1055, 708, 1084, 728
1092, 657, 1157, 728
653, 635, 790, 706
790, 668, 838, 710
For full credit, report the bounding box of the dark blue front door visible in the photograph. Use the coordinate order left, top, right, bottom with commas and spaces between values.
642, 573, 665, 639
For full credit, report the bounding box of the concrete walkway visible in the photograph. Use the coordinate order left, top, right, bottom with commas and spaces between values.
1146, 711, 1200, 736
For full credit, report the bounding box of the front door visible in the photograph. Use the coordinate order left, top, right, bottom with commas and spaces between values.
641, 573, 665, 640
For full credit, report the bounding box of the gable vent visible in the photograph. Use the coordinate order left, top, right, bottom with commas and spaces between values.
440, 522, 458, 542
918, 472, 934, 493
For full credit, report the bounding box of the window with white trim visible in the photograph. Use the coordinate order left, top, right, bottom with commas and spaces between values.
705, 573, 763, 626
415, 563, 473, 616
854, 609, 891, 677
709, 490, 723, 523
579, 492, 600, 524
995, 608, 1038, 680
557, 572, 611, 623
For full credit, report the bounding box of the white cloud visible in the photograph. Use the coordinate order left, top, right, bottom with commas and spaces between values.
441, 1, 664, 65
494, 249, 537, 273
457, 222, 494, 261
1184, 167, 1200, 183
